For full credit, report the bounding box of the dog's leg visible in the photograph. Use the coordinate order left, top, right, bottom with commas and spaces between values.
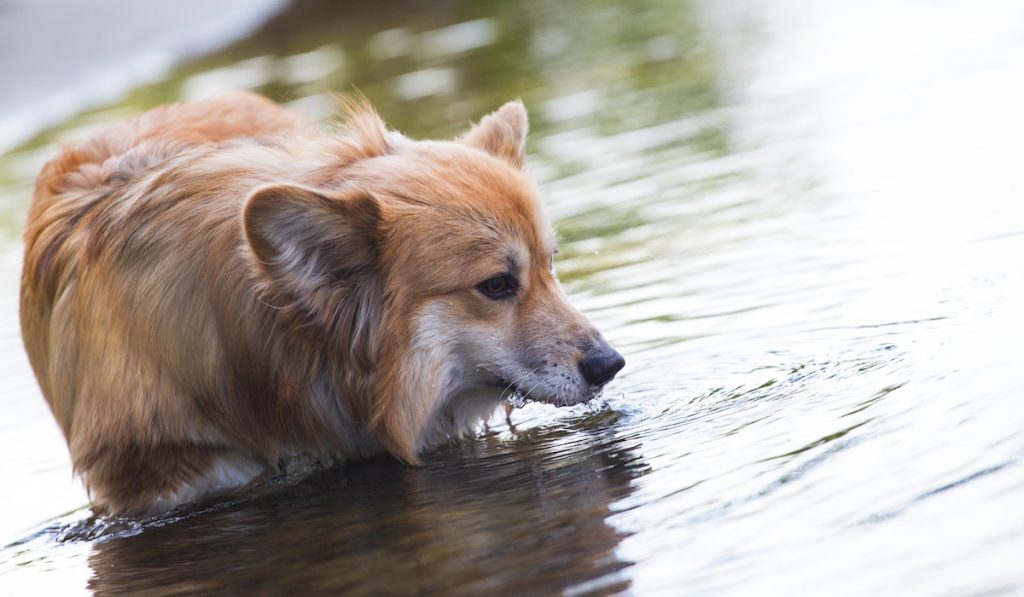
79, 442, 264, 515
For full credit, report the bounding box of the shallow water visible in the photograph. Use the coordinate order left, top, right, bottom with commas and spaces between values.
2, 0, 1024, 593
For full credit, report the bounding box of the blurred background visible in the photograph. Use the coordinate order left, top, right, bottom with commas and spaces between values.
1, 0, 1023, 593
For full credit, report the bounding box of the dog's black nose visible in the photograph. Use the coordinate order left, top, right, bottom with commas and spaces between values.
578, 348, 625, 386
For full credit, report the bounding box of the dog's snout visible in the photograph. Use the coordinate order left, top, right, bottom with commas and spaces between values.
578, 347, 625, 387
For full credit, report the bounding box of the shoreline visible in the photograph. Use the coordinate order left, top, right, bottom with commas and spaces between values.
0, 0, 286, 154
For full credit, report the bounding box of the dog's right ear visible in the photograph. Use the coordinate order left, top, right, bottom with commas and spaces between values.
243, 183, 380, 298
460, 101, 529, 168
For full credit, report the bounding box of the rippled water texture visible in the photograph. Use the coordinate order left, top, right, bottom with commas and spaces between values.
2, 0, 1024, 593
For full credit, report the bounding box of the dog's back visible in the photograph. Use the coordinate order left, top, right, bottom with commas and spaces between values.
25, 92, 301, 313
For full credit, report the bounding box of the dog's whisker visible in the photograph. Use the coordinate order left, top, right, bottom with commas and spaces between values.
519, 376, 547, 403
508, 367, 540, 396
498, 366, 540, 404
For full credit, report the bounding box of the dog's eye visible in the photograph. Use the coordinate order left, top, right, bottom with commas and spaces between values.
477, 273, 518, 300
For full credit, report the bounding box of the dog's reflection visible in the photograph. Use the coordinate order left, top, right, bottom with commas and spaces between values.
86, 417, 646, 594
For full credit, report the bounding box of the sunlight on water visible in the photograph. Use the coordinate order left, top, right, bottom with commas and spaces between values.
1, 0, 1023, 593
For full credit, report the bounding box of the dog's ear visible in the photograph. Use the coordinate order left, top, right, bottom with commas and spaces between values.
244, 183, 384, 412
243, 183, 380, 299
460, 100, 528, 168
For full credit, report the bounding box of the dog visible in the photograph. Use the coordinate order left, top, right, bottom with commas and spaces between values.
19, 92, 625, 514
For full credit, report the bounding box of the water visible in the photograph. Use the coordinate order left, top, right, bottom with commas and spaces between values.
2, 0, 1024, 593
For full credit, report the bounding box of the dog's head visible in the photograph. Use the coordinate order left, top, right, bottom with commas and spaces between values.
243, 100, 624, 463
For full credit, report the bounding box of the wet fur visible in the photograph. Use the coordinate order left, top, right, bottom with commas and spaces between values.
20, 92, 614, 514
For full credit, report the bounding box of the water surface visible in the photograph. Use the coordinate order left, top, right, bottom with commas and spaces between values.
2, 0, 1024, 593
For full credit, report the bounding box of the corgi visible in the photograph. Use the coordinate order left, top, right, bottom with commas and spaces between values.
19, 92, 624, 514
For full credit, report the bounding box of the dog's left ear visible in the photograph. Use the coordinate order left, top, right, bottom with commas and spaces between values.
460, 101, 529, 168
243, 183, 380, 284
243, 183, 380, 300
244, 183, 384, 412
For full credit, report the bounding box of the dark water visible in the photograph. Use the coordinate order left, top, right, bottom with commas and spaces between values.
2, 0, 1024, 593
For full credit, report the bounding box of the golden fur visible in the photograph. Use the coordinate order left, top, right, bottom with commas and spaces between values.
20, 92, 623, 514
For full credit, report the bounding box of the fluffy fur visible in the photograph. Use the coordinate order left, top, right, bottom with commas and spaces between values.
20, 92, 623, 514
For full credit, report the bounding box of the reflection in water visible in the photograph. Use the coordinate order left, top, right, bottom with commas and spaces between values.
2, 0, 1024, 593
83, 414, 642, 594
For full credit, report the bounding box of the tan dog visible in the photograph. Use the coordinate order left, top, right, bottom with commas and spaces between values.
19, 92, 624, 514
